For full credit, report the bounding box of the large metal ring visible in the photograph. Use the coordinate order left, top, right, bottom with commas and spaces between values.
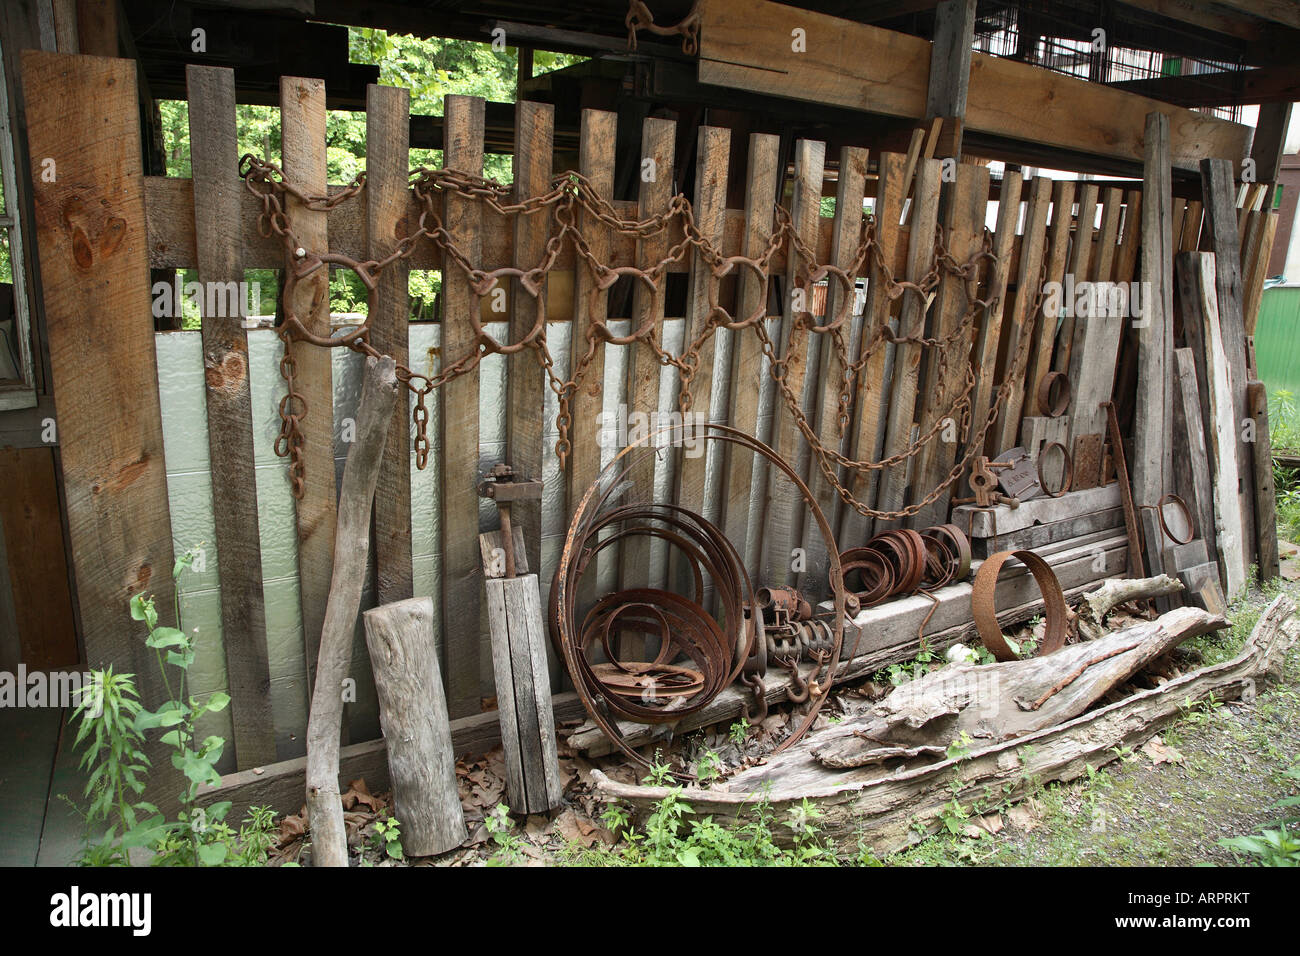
972, 550, 1069, 663
1036, 371, 1071, 418
1037, 441, 1073, 498
1156, 492, 1195, 545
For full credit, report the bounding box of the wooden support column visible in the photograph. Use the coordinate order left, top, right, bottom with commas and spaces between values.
440, 94, 486, 719
925, 0, 975, 161
1201, 157, 1257, 574
967, 168, 1020, 455
722, 132, 781, 577
366, 83, 414, 608
186, 65, 276, 769
280, 77, 337, 702
1247, 380, 1280, 582
507, 100, 553, 576
1171, 348, 1219, 573
1251, 102, 1293, 184
1134, 112, 1174, 585
21, 48, 176, 790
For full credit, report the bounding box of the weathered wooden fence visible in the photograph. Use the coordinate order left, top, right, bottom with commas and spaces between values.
25, 50, 1197, 784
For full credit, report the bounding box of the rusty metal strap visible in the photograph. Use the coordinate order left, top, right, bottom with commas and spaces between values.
971, 549, 1069, 663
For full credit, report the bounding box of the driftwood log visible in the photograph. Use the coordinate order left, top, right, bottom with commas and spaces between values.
362, 597, 467, 856
304, 355, 399, 868
808, 605, 1224, 768
593, 596, 1296, 856
1075, 574, 1184, 640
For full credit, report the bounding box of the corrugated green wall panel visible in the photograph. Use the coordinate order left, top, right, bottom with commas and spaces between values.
1255, 287, 1300, 397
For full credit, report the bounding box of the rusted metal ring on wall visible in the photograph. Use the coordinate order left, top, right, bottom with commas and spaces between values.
1037, 441, 1073, 498
1036, 371, 1071, 418
972, 549, 1069, 663
919, 524, 972, 588
1156, 492, 1195, 545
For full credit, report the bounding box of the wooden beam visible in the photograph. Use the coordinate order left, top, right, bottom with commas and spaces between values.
925, 0, 975, 160
186, 64, 276, 769
1210, 0, 1300, 31
1109, 66, 1300, 108
366, 83, 414, 609
20, 49, 176, 792
696, 0, 1251, 171
1251, 102, 1293, 182
440, 94, 486, 719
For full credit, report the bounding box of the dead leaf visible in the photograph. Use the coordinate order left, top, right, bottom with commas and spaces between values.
1007, 804, 1039, 832
554, 809, 599, 848
961, 824, 985, 839
979, 813, 1004, 835
1141, 736, 1183, 766
341, 778, 385, 812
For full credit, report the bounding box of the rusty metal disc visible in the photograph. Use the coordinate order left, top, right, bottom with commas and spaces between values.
971, 549, 1069, 663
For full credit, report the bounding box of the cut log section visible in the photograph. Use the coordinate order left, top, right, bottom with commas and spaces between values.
363, 597, 467, 857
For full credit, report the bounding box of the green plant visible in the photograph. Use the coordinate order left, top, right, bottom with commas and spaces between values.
946, 731, 975, 761
694, 749, 723, 787
728, 717, 750, 744
1218, 824, 1300, 866
372, 815, 404, 861
484, 803, 525, 866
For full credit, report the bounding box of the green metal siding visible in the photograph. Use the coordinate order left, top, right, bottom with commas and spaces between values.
1255, 287, 1300, 397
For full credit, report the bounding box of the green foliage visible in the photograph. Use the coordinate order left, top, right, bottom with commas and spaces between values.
484, 802, 525, 866
1219, 763, 1300, 866
372, 814, 404, 861
65, 546, 276, 867
728, 717, 750, 744
693, 749, 722, 787
1269, 387, 1300, 453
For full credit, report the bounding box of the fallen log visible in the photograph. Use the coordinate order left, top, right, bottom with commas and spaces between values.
592, 596, 1295, 857
1080, 574, 1183, 625
304, 355, 398, 868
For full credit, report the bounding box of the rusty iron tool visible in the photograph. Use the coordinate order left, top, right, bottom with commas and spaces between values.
1101, 400, 1146, 578
477, 463, 543, 579
971, 549, 1070, 663
953, 454, 1028, 508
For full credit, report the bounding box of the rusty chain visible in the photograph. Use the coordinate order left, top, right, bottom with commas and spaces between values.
239, 153, 1037, 517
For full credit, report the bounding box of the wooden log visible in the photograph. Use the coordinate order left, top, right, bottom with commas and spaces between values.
1081, 574, 1183, 625
21, 50, 177, 795
910, 163, 989, 529
1201, 157, 1257, 572
592, 597, 1293, 857
875, 158, 943, 527
804, 144, 867, 591
440, 95, 486, 718
184, 65, 276, 768
1171, 348, 1220, 570
280, 77, 338, 703
362, 597, 466, 857
1177, 252, 1248, 597
1248, 380, 1281, 581
367, 83, 415, 608
506, 100, 553, 576
482, 570, 564, 813
762, 137, 825, 584
1134, 112, 1174, 586
620, 116, 676, 594
841, 150, 907, 547
1024, 180, 1076, 416
305, 355, 399, 867
723, 133, 781, 577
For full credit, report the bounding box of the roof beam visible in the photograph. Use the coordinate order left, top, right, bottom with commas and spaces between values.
1110, 65, 1300, 107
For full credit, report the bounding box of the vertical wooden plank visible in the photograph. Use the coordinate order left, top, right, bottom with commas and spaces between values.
676, 125, 731, 517
993, 173, 1051, 454
722, 132, 780, 576
925, 0, 975, 160
1133, 112, 1174, 587
619, 117, 675, 593
1171, 348, 1219, 571
567, 109, 616, 589
1053, 181, 1098, 374
1115, 189, 1143, 285
761, 138, 825, 585
279, 76, 337, 700
1177, 252, 1247, 596
966, 169, 1020, 454
366, 84, 414, 608
803, 144, 867, 588
1025, 180, 1075, 415
21, 49, 175, 781
1091, 186, 1122, 284
507, 101, 553, 576
1248, 380, 1280, 582
441, 94, 486, 718
1180, 200, 1203, 253
1242, 210, 1278, 335
909, 162, 989, 530
1201, 156, 1257, 573
0, 448, 77, 668
875, 158, 943, 526
186, 65, 276, 768
841, 151, 907, 548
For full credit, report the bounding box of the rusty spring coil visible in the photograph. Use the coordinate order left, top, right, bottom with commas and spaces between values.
553, 424, 851, 774
840, 524, 971, 608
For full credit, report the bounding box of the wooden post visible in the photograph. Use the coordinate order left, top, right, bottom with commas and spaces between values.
481, 553, 564, 814
967, 168, 1020, 455
1247, 380, 1280, 582
186, 64, 276, 769
280, 77, 337, 702
1171, 348, 1219, 572
21, 49, 176, 789
762, 138, 825, 584
440, 94, 486, 719
925, 0, 975, 161
1177, 252, 1247, 597
362, 597, 467, 857
1134, 112, 1174, 584
1201, 157, 1257, 572
1054, 182, 1099, 376
367, 83, 414, 608
1024, 180, 1075, 416
507, 100, 554, 576
305, 355, 399, 868
722, 132, 781, 577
